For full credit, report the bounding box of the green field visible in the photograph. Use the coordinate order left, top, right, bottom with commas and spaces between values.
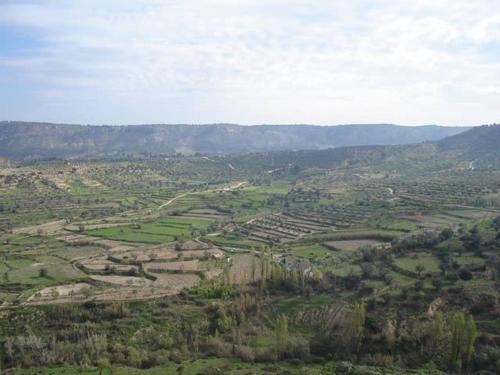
86, 217, 213, 243
290, 243, 333, 259
394, 254, 440, 274
206, 233, 265, 249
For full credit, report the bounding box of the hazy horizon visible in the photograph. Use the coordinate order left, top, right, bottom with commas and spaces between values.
0, 120, 480, 128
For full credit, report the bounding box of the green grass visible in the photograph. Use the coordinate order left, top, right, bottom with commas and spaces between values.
272, 293, 335, 315
394, 254, 440, 274
11, 359, 330, 375
6, 257, 86, 287
86, 225, 173, 243
207, 234, 265, 249
291, 243, 333, 259
159, 216, 213, 228
85, 216, 213, 244
454, 253, 485, 266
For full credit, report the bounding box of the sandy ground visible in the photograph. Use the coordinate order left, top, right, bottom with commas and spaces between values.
27, 283, 91, 302
13, 220, 67, 235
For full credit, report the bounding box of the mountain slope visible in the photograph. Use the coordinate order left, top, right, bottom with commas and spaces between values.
219, 124, 500, 174
0, 122, 468, 160
438, 124, 500, 156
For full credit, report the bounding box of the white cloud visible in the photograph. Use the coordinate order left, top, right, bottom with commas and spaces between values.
0, 0, 499, 125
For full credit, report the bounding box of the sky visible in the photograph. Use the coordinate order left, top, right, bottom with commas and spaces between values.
0, 0, 499, 126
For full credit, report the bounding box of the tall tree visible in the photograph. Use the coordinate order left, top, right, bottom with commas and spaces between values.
352, 302, 366, 352
463, 314, 477, 367
275, 314, 289, 354
450, 312, 465, 365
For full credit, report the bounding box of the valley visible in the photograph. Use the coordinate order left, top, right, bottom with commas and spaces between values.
0, 125, 499, 374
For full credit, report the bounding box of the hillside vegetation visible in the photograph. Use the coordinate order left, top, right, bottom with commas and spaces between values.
0, 122, 468, 160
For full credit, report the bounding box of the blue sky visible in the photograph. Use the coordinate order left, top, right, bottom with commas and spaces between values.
0, 0, 499, 125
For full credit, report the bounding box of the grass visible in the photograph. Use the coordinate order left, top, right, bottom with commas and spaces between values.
324, 239, 382, 251
12, 362, 445, 375
207, 233, 265, 249
6, 258, 86, 287
454, 253, 485, 266
272, 293, 335, 315
394, 254, 440, 274
11, 359, 328, 375
85, 216, 213, 243
291, 243, 333, 259
159, 216, 213, 228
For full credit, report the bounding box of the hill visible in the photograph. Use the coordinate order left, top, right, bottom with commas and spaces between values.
438, 124, 500, 155
0, 121, 468, 161
219, 124, 500, 174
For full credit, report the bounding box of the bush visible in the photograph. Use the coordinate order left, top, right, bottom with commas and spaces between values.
459, 268, 473, 280
39, 267, 48, 278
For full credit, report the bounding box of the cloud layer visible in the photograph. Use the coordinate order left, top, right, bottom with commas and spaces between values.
1, 0, 499, 125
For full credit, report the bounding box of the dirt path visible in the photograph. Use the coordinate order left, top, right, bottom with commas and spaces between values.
158, 181, 247, 209
158, 192, 188, 209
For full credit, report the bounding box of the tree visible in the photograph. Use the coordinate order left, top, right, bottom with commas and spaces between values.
351, 302, 366, 352
39, 267, 48, 278
97, 358, 110, 375
450, 312, 465, 365
416, 264, 425, 278
275, 314, 289, 355
251, 254, 257, 282
431, 311, 445, 352
463, 314, 477, 367
439, 228, 454, 241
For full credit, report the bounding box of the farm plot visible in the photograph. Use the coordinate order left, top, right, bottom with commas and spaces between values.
158, 216, 214, 229
206, 233, 265, 249
50, 246, 105, 261
152, 273, 201, 291
144, 260, 199, 273
180, 208, 229, 220
290, 244, 334, 259
6, 257, 87, 287
323, 239, 382, 251
394, 253, 440, 274
12, 220, 67, 235
90, 275, 151, 287
180, 248, 225, 259
244, 213, 335, 244
110, 247, 177, 262
78, 259, 138, 274
85, 216, 214, 244
86, 226, 173, 244
27, 283, 92, 304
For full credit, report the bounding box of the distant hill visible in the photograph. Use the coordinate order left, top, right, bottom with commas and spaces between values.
220, 124, 500, 174
0, 121, 468, 161
438, 124, 500, 156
